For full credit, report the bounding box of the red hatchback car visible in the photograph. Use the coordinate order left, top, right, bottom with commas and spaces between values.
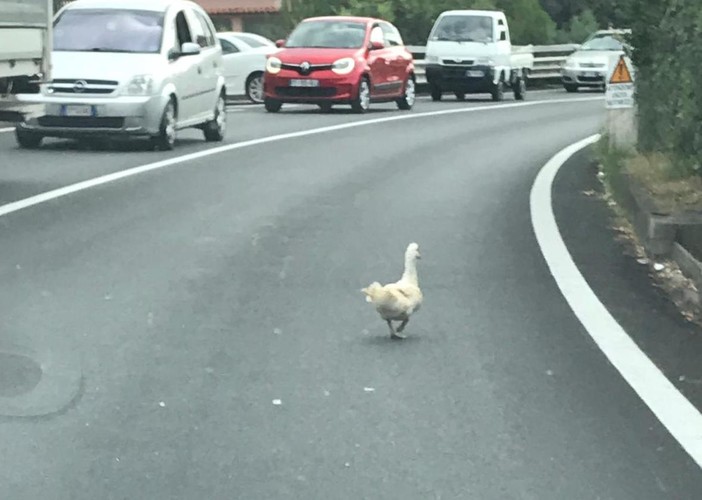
263, 16, 416, 113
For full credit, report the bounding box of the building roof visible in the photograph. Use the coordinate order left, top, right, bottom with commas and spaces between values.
193, 0, 281, 14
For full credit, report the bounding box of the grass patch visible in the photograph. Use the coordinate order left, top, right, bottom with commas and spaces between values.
595, 135, 702, 214
625, 153, 702, 213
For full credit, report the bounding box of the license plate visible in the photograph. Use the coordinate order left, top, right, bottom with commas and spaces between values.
582, 72, 599, 78
289, 79, 320, 87
62, 104, 95, 117
465, 70, 484, 77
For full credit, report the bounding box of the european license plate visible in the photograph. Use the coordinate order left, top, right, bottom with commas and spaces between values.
465, 70, 484, 77
62, 104, 95, 117
289, 79, 320, 87
582, 71, 599, 78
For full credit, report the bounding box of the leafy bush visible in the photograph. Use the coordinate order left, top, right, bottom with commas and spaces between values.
628, 0, 702, 176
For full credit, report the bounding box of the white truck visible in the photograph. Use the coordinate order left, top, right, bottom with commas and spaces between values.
424, 10, 534, 102
0, 0, 53, 121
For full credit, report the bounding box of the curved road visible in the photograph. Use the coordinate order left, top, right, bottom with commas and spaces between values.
1, 92, 700, 499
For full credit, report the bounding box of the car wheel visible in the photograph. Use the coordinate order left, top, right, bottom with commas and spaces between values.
15, 128, 43, 149
203, 93, 227, 142
245, 72, 264, 104
396, 77, 416, 110
514, 76, 526, 101
430, 84, 442, 101
318, 102, 333, 113
264, 97, 282, 113
454, 91, 465, 101
151, 99, 177, 151
491, 80, 505, 102
564, 83, 578, 93
351, 77, 371, 113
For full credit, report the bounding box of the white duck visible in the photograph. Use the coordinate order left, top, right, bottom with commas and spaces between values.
361, 242, 423, 339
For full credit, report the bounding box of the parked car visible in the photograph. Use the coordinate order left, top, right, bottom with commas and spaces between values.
218, 31, 277, 103
561, 29, 632, 93
424, 10, 534, 102
14, 0, 227, 150
263, 16, 416, 113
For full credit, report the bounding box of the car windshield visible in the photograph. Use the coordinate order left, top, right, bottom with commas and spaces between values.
580, 35, 624, 51
53, 9, 164, 53
431, 15, 493, 42
233, 34, 272, 48
285, 20, 367, 49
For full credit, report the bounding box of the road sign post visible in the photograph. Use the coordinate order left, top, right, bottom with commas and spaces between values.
605, 55, 637, 151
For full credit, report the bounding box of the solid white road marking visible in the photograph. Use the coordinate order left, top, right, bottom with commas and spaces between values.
0, 96, 601, 219
0, 127, 13, 133
530, 134, 702, 469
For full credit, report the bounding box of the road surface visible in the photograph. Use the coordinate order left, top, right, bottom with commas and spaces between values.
1, 91, 701, 499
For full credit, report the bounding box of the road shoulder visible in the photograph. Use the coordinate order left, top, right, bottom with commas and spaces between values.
552, 146, 702, 413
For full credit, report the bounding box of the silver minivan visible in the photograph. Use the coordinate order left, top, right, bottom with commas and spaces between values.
16, 0, 227, 150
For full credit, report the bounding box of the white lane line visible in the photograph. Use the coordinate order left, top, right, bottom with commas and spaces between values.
0, 96, 601, 219
530, 134, 702, 469
0, 127, 14, 133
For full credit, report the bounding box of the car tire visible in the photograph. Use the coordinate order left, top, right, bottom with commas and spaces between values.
396, 76, 416, 111
454, 91, 465, 101
245, 72, 264, 104
15, 128, 43, 149
151, 98, 177, 151
318, 102, 333, 113
491, 80, 505, 102
564, 84, 578, 93
264, 98, 282, 113
203, 93, 227, 142
513, 75, 526, 101
430, 84, 442, 101
351, 77, 371, 114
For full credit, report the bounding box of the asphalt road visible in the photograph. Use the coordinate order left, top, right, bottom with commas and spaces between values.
1, 90, 701, 499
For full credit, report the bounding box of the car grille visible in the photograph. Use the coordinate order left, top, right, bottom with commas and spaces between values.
48, 79, 119, 95
578, 75, 605, 83
442, 59, 474, 66
37, 116, 125, 128
281, 63, 333, 75
440, 67, 488, 79
276, 87, 337, 98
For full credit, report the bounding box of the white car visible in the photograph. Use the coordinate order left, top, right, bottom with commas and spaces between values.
15, 0, 227, 150
217, 32, 277, 103
561, 29, 632, 92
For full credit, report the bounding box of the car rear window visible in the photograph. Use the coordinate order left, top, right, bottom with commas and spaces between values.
286, 20, 367, 49
53, 9, 164, 53
233, 34, 271, 48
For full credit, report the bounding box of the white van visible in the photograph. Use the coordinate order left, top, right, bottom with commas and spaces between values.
424, 10, 534, 102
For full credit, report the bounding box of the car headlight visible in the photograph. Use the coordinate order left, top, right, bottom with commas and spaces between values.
562, 58, 577, 70
266, 56, 282, 74
425, 54, 439, 64
475, 57, 494, 66
331, 57, 355, 75
125, 75, 154, 96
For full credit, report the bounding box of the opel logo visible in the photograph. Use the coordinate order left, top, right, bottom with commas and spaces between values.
73, 80, 87, 93
299, 61, 311, 74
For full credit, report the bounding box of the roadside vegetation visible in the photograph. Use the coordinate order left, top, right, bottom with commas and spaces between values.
266, 1, 614, 45
598, 0, 702, 215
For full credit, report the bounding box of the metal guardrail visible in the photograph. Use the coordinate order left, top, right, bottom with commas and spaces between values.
408, 44, 580, 84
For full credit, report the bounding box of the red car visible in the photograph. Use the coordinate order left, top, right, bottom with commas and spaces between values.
263, 16, 415, 113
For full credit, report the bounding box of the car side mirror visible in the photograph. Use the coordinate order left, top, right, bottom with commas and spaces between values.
180, 42, 201, 56
369, 40, 385, 50
275, 39, 285, 48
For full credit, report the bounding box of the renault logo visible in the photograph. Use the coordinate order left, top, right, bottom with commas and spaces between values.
73, 80, 87, 93
299, 61, 311, 74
